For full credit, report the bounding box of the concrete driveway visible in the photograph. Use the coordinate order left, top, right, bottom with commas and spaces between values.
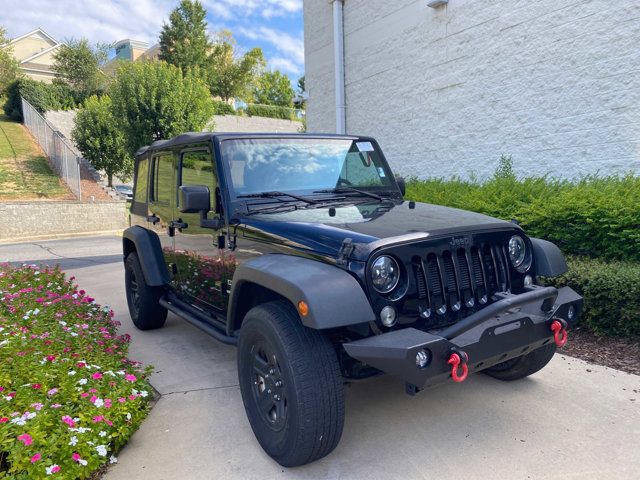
1, 235, 639, 480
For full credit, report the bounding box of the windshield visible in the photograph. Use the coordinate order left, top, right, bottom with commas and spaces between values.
220, 138, 396, 197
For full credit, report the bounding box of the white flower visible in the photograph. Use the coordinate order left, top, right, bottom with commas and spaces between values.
69, 436, 78, 446
33, 308, 40, 315
24, 411, 37, 420
96, 445, 108, 457
87, 440, 95, 446
126, 413, 131, 421
77, 427, 91, 434
109, 455, 118, 464
45, 465, 60, 475
139, 390, 149, 398
70, 332, 78, 337
4, 396, 12, 402
94, 398, 104, 408
10, 417, 26, 426
59, 321, 67, 326
78, 378, 87, 385
68, 370, 76, 376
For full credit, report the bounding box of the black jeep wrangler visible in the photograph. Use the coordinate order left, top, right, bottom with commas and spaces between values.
123, 133, 582, 467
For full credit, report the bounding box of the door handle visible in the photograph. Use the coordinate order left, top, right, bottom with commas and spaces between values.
170, 220, 188, 229
146, 214, 160, 225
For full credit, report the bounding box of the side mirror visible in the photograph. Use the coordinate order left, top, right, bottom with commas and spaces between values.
179, 185, 210, 213
395, 176, 406, 197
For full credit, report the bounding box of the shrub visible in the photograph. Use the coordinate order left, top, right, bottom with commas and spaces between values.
212, 100, 236, 116
405, 158, 640, 262
3, 79, 78, 121
0, 264, 152, 479
544, 256, 640, 337
245, 103, 297, 121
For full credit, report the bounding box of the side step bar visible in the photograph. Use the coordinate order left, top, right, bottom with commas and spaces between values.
159, 295, 238, 346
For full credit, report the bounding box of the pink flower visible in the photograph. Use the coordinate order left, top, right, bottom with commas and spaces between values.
91, 372, 102, 380
50, 465, 61, 473
76, 362, 86, 368
118, 397, 126, 403
51, 404, 61, 409
32, 384, 41, 389
17, 433, 33, 445
0, 417, 8, 423
31, 403, 44, 411
124, 374, 137, 382
92, 415, 104, 423
90, 395, 98, 403
31, 453, 42, 463
80, 392, 90, 398
61, 415, 76, 428
72, 453, 81, 461
46, 355, 56, 362
47, 388, 58, 396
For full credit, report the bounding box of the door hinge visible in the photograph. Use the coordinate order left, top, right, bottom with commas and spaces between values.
337, 238, 355, 266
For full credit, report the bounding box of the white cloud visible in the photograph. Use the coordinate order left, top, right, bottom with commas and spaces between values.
269, 57, 301, 74
206, 0, 301, 19
237, 26, 303, 65
1, 0, 174, 45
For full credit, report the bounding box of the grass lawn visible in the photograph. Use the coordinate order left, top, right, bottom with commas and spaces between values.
0, 115, 72, 200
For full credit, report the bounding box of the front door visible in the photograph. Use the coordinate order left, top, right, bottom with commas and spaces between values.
148, 151, 177, 283
172, 148, 235, 313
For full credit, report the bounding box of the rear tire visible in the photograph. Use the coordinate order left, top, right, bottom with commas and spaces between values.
237, 301, 345, 467
124, 252, 167, 330
484, 343, 557, 381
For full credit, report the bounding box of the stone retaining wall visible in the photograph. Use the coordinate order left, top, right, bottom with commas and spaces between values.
0, 201, 128, 242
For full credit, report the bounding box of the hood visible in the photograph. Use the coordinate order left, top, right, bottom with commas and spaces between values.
238, 200, 515, 259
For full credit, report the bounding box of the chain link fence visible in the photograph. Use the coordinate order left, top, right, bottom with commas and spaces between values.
21, 97, 82, 200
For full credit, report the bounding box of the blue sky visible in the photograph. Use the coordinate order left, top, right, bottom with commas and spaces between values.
1, 0, 304, 83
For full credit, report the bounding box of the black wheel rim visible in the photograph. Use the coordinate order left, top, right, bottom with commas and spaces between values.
250, 340, 287, 431
127, 269, 140, 316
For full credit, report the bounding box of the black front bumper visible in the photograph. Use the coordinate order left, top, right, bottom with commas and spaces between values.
343, 285, 582, 390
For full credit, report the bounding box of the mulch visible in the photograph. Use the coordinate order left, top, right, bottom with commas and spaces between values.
562, 328, 640, 376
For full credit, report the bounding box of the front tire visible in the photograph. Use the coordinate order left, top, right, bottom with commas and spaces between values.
237, 301, 345, 467
484, 343, 557, 381
124, 252, 167, 330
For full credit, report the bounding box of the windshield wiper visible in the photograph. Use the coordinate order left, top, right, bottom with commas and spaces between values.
237, 191, 318, 204
314, 187, 384, 201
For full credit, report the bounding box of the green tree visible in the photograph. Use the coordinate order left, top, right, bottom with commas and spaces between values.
252, 70, 294, 107
295, 74, 306, 109
52, 39, 109, 100
0, 26, 22, 96
206, 30, 265, 102
109, 61, 215, 156
159, 0, 210, 73
72, 95, 131, 187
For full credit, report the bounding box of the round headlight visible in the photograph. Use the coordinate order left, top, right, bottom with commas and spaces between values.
508, 235, 529, 271
371, 255, 400, 293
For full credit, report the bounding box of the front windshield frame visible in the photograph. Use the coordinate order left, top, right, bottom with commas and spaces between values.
218, 136, 400, 202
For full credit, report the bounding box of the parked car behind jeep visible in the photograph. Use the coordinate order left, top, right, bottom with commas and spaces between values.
122, 133, 582, 467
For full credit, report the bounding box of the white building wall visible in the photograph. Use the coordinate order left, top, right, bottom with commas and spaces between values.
304, 0, 640, 179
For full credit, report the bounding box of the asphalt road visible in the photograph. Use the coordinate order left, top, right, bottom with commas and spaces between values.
1, 235, 639, 480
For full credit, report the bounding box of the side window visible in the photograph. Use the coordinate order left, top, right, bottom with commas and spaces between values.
133, 157, 149, 204
180, 150, 217, 211
151, 154, 174, 205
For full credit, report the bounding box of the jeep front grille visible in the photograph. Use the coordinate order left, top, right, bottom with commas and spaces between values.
413, 243, 511, 323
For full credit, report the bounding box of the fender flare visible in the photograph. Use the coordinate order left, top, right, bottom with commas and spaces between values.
530, 237, 568, 277
122, 226, 171, 286
228, 254, 376, 331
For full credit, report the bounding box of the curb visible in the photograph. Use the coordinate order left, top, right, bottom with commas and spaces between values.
0, 229, 124, 245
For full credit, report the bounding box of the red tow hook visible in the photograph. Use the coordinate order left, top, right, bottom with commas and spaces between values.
550, 319, 568, 347
447, 351, 469, 383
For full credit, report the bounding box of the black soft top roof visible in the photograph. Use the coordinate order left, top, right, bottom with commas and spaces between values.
134, 132, 363, 157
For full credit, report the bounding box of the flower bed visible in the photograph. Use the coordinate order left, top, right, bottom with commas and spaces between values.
0, 264, 152, 479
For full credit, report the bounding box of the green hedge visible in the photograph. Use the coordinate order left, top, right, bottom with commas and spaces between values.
212, 100, 236, 116
3, 79, 78, 121
405, 157, 640, 262
245, 103, 298, 121
544, 256, 640, 337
